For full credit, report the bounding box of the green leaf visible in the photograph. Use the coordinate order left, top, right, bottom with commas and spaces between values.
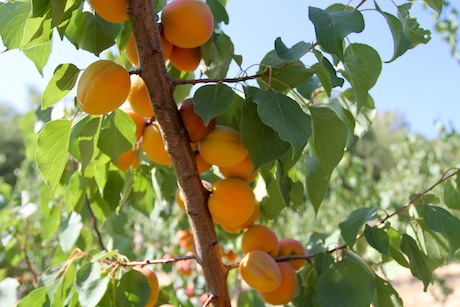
97, 110, 136, 162
314, 252, 334, 277
308, 6, 364, 59
312, 49, 344, 96
274, 37, 312, 62
423, 0, 443, 13
398, 3, 431, 47
330, 99, 356, 147
339, 206, 378, 248
240, 92, 290, 169
52, 262, 76, 307
416, 220, 449, 269
444, 179, 460, 210
258, 50, 315, 92
0, 1, 30, 50
422, 204, 460, 258
317, 252, 375, 307
217, 92, 244, 131
116, 270, 151, 307
91, 250, 119, 263
400, 234, 432, 291
206, 0, 229, 24
76, 262, 110, 307
297, 75, 322, 100
309, 106, 347, 174
343, 44, 382, 111
103, 170, 125, 208
58, 212, 83, 253
201, 32, 235, 78
305, 156, 329, 212
237, 290, 265, 307
36, 119, 72, 194
387, 228, 409, 268
372, 274, 403, 307
193, 83, 235, 126
42, 63, 80, 109
64, 4, 121, 55
364, 225, 389, 255
253, 90, 311, 153
260, 169, 287, 219
17, 286, 50, 307
51, 0, 68, 27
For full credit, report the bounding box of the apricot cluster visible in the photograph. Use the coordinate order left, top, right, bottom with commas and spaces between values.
123, 0, 214, 72
239, 224, 307, 305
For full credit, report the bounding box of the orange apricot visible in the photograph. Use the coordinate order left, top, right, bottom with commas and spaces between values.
178, 98, 216, 142
127, 74, 155, 117
259, 262, 297, 305
176, 180, 212, 211
239, 250, 281, 293
176, 229, 194, 250
141, 122, 172, 166
169, 46, 201, 72
90, 0, 128, 23
161, 0, 214, 48
208, 178, 256, 227
238, 202, 260, 229
133, 266, 159, 307
116, 150, 140, 170
241, 224, 279, 257
77, 60, 130, 115
219, 155, 258, 182
126, 31, 173, 67
196, 152, 212, 174
198, 126, 249, 168
278, 238, 307, 271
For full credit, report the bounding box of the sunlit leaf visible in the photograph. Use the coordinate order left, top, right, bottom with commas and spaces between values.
76, 262, 110, 307
42, 63, 80, 109
372, 274, 403, 307
400, 234, 432, 291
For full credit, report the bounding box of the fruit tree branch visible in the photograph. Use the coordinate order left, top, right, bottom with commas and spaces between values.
126, 1, 231, 306
173, 72, 266, 86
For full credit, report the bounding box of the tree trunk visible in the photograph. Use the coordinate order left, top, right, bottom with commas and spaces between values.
127, 1, 231, 306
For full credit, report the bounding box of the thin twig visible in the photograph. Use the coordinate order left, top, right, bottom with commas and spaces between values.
120, 254, 197, 267
86, 196, 106, 251
173, 72, 266, 86
202, 293, 216, 307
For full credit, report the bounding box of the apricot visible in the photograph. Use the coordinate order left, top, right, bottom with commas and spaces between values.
77, 60, 130, 115
141, 122, 172, 166
126, 31, 173, 67
90, 0, 128, 23
208, 178, 256, 227
120, 105, 146, 140
133, 266, 159, 307
196, 153, 212, 174
116, 150, 140, 170
175, 258, 193, 276
219, 155, 258, 182
278, 238, 307, 271
169, 46, 201, 72
178, 98, 216, 142
198, 126, 249, 168
259, 262, 297, 305
242, 224, 279, 257
239, 250, 281, 293
127, 74, 155, 117
176, 229, 194, 250
219, 203, 259, 234
176, 180, 212, 211
161, 0, 214, 48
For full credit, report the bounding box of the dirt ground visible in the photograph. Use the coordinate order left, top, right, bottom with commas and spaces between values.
392, 263, 460, 307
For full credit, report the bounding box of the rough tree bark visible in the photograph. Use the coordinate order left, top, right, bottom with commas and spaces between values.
127, 1, 231, 306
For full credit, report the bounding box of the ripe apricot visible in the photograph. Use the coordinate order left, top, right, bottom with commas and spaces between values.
219, 155, 258, 182
208, 178, 256, 227
141, 122, 172, 166
161, 0, 214, 48
239, 250, 281, 293
120, 105, 146, 140
128, 74, 155, 117
178, 98, 216, 142
199, 126, 249, 168
278, 238, 307, 271
126, 31, 173, 67
238, 202, 260, 229
90, 0, 128, 23
196, 153, 212, 174
176, 229, 194, 250
170, 46, 201, 72
242, 224, 279, 257
116, 150, 140, 170
77, 60, 130, 115
133, 266, 159, 307
259, 262, 297, 305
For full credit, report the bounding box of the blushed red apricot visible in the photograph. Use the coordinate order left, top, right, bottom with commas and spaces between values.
161, 0, 214, 48
239, 250, 281, 293
278, 238, 307, 271
116, 150, 140, 170
178, 98, 216, 142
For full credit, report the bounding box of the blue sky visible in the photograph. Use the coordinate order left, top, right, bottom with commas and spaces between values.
0, 0, 459, 139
